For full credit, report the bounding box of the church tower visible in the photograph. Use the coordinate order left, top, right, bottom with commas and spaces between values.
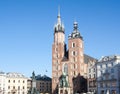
52, 9, 88, 94
68, 21, 85, 93
68, 21, 84, 76
52, 9, 66, 94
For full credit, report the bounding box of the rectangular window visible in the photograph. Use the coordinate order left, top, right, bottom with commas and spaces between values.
13, 80, 15, 83
8, 80, 10, 83
13, 86, 15, 89
18, 86, 20, 90
100, 83, 103, 87
93, 74, 95, 78
89, 75, 91, 78
111, 82, 116, 87
8, 86, 10, 89
106, 64, 107, 67
111, 69, 114, 73
89, 69, 91, 73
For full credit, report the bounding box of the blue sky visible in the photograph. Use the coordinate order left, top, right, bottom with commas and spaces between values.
0, 0, 120, 77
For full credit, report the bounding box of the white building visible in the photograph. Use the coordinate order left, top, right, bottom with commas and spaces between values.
0, 72, 30, 94
0, 72, 6, 94
6, 72, 28, 94
96, 55, 120, 94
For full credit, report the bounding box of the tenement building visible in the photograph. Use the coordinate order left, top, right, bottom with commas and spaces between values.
36, 75, 52, 94
52, 10, 92, 94
86, 55, 97, 93
6, 72, 28, 94
0, 72, 30, 94
96, 55, 120, 94
0, 72, 6, 94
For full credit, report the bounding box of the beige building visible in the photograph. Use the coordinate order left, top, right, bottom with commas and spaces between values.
85, 54, 97, 93
36, 75, 52, 94
27, 78, 32, 93
6, 72, 28, 94
52, 10, 88, 94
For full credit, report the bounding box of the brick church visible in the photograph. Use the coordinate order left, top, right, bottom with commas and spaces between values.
52, 10, 89, 94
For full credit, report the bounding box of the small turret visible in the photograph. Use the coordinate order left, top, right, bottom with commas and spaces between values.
68, 21, 82, 39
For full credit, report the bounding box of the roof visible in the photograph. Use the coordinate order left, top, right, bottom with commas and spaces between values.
84, 54, 97, 64
6, 72, 27, 78
98, 55, 120, 62
36, 75, 51, 81
61, 56, 68, 62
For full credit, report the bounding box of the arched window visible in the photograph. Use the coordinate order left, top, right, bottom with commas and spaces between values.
64, 64, 68, 75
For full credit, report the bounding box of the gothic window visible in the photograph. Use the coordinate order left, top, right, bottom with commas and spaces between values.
56, 66, 58, 70
73, 57, 75, 62
64, 63, 68, 75
73, 51, 75, 56
74, 64, 75, 69
72, 42, 75, 47
74, 71, 76, 76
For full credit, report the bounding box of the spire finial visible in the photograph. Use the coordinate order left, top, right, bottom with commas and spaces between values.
57, 5, 61, 24
58, 5, 60, 17
74, 21, 78, 31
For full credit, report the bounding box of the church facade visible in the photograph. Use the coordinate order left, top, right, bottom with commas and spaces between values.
52, 10, 88, 94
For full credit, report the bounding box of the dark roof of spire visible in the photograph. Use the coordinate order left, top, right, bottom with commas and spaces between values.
54, 8, 64, 33
68, 21, 82, 39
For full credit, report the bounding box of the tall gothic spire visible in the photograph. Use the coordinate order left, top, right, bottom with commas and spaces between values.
57, 6, 61, 25
54, 6, 64, 33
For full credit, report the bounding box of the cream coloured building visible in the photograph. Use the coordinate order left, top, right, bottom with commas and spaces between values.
0, 72, 6, 94
6, 72, 28, 94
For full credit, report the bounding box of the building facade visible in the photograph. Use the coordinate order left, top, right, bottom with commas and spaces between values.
36, 75, 52, 94
6, 72, 28, 94
27, 78, 32, 94
0, 72, 6, 94
86, 55, 97, 94
52, 10, 88, 94
96, 55, 120, 94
